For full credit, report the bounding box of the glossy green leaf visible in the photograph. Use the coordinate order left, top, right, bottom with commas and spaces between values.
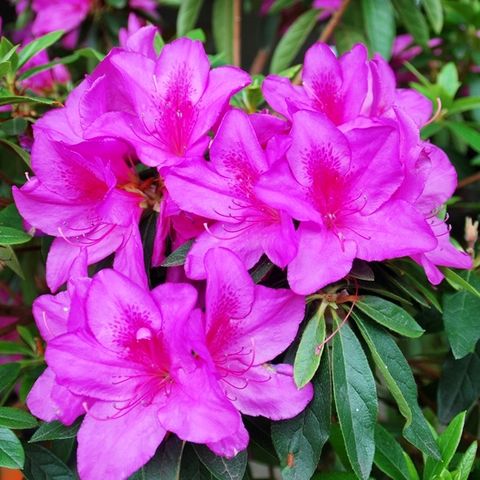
30, 419, 81, 443
446, 122, 480, 153
452, 441, 477, 480
0, 118, 27, 137
356, 295, 424, 337
294, 303, 326, 388
374, 425, 411, 480
362, 0, 395, 59
0, 226, 32, 245
448, 96, 480, 115
194, 445, 247, 480
23, 444, 75, 480
443, 273, 480, 359
269, 0, 296, 14
272, 356, 331, 480
438, 344, 480, 424
354, 314, 440, 460
0, 341, 32, 356
392, 0, 429, 48
18, 47, 103, 81
177, 0, 204, 37
270, 9, 318, 73
332, 321, 377, 479
161, 239, 194, 267
212, 0, 234, 64
0, 95, 56, 107
422, 0, 444, 33
18, 30, 64, 68
437, 63, 460, 101
423, 412, 465, 480
0, 428, 24, 469
180, 444, 212, 479
0, 408, 37, 430
442, 268, 480, 299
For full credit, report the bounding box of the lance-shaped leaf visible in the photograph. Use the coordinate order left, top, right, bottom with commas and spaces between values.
293, 303, 327, 388
0, 428, 24, 469
0, 408, 37, 430
23, 444, 74, 480
332, 320, 377, 480
452, 441, 477, 480
356, 296, 424, 338
17, 30, 64, 68
423, 411, 465, 480
354, 313, 440, 460
374, 425, 412, 480
194, 445, 247, 480
272, 355, 331, 480
30, 419, 81, 443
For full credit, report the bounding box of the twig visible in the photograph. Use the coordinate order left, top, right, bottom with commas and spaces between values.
233, 0, 242, 67
250, 47, 270, 75
457, 171, 480, 190
293, 0, 352, 85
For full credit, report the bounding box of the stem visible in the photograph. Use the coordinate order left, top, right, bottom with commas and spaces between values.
250, 47, 270, 75
293, 0, 352, 85
233, 0, 242, 67
457, 171, 480, 189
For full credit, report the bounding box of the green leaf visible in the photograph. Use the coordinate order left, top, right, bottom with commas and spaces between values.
362, 0, 395, 59
0, 95, 57, 107
0, 245, 24, 278
129, 436, 185, 479
442, 268, 480, 299
0, 62, 11, 78
0, 138, 31, 167
438, 344, 480, 424
194, 445, 247, 480
452, 441, 477, 480
354, 314, 440, 460
448, 96, 480, 115
294, 303, 326, 388
392, 0, 429, 48
0, 118, 27, 137
269, 0, 296, 14
249, 257, 274, 283
30, 419, 81, 443
272, 356, 331, 480
184, 28, 206, 42
0, 408, 37, 430
422, 0, 443, 33
0, 427, 24, 469
443, 273, 480, 359
161, 239, 194, 267
106, 0, 127, 7
270, 9, 319, 74
177, 0, 204, 37
18, 47, 103, 81
446, 122, 480, 153
374, 425, 411, 480
18, 30, 64, 69
0, 226, 32, 245
23, 444, 75, 480
423, 412, 466, 480
180, 444, 212, 479
0, 341, 32, 356
0, 363, 21, 397
356, 295, 424, 338
332, 321, 377, 479
437, 63, 460, 101
212, 0, 234, 64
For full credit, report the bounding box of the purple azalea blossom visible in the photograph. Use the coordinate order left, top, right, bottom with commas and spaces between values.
165, 109, 297, 279
27, 251, 90, 425
256, 111, 437, 294
199, 248, 313, 456
46, 268, 240, 480
79, 36, 251, 168
12, 136, 147, 291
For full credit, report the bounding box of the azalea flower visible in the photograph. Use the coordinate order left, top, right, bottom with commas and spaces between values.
46, 268, 239, 480
12, 136, 149, 291
80, 36, 251, 168
256, 110, 437, 294
200, 248, 313, 456
166, 109, 297, 279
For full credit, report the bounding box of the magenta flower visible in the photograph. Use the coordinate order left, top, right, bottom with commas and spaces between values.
256, 111, 437, 294
80, 37, 251, 168
165, 109, 297, 279
12, 136, 146, 291
27, 252, 90, 425
201, 248, 313, 456
46, 269, 239, 480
